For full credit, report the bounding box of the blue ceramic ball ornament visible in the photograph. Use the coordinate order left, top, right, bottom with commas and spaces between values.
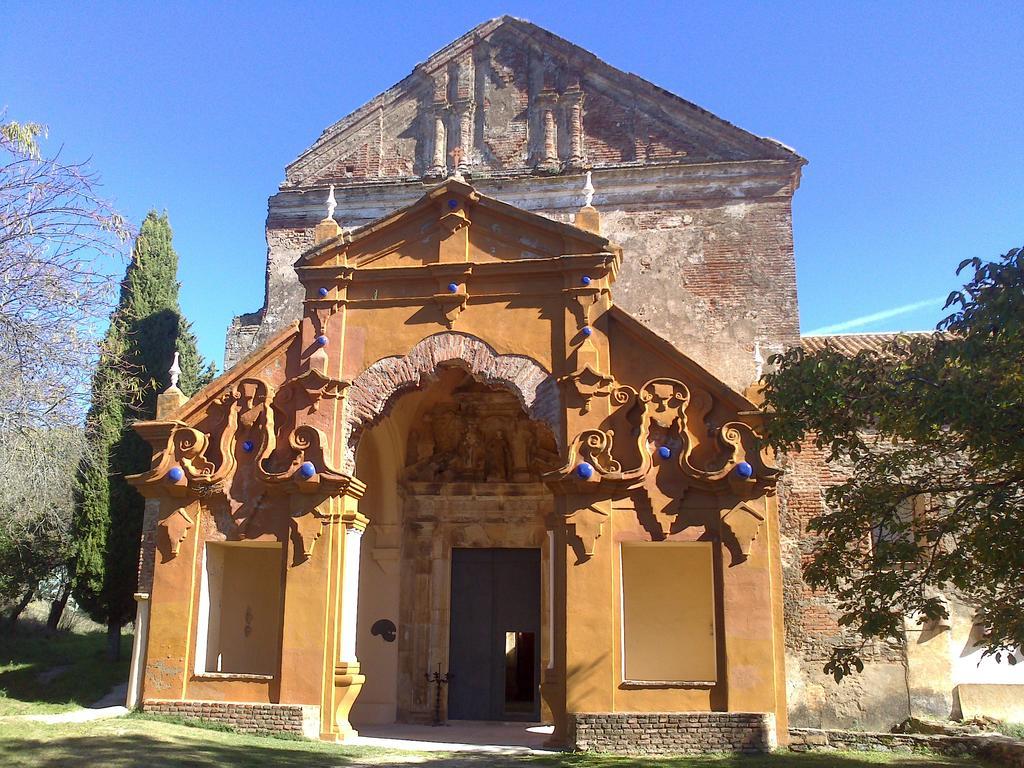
299, 462, 317, 479
582, 326, 593, 337
316, 335, 329, 347
581, 275, 592, 286
168, 466, 184, 482
576, 462, 594, 480
448, 283, 459, 293
242, 440, 254, 453
318, 287, 329, 298
448, 199, 458, 209
734, 461, 754, 479
658, 446, 672, 460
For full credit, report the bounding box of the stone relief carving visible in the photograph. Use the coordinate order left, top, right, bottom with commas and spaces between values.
343, 332, 563, 472
404, 383, 559, 484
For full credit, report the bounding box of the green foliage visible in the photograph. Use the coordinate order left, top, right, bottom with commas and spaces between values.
0, 427, 86, 608
0, 119, 46, 159
761, 246, 1024, 679
73, 212, 214, 628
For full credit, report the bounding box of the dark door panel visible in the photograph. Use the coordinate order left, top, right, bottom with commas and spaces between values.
448, 548, 540, 721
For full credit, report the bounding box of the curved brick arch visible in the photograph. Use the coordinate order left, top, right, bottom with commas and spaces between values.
342, 332, 562, 471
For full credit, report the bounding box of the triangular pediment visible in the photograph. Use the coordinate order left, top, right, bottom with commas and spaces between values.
284, 16, 800, 188
298, 178, 617, 269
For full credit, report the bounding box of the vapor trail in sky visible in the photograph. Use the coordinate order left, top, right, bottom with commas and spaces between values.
806, 296, 945, 335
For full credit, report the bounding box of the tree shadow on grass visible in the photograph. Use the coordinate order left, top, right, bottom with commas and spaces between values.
525, 752, 984, 768
0, 729, 986, 768
0, 630, 131, 712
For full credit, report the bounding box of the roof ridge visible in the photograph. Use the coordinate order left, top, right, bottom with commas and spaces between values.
801, 330, 933, 338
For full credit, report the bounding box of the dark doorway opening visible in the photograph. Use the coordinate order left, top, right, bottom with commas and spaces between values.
448, 548, 541, 721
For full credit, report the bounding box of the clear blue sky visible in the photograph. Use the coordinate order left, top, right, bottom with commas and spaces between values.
3, 1, 1021, 370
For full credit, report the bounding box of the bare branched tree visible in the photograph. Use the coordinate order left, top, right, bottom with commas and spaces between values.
0, 115, 131, 431
0, 115, 130, 623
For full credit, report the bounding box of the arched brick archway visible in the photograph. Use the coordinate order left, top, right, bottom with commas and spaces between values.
341, 332, 562, 471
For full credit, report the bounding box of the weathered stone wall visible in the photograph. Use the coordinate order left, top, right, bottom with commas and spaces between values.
144, 699, 320, 739
789, 728, 1024, 767
569, 712, 776, 755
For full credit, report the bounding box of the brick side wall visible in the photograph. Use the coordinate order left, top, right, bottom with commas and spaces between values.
569, 712, 776, 755
779, 442, 912, 730
144, 700, 320, 739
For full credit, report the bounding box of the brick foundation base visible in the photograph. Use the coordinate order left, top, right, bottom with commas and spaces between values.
143, 699, 320, 739
790, 728, 1024, 767
569, 712, 776, 755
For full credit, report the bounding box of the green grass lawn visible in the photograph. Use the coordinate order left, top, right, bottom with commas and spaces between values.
0, 625, 132, 715
0, 617, 995, 766
0, 716, 994, 768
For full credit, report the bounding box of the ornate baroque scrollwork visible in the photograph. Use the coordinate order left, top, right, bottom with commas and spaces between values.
133, 371, 355, 522
547, 375, 780, 564
549, 376, 779, 492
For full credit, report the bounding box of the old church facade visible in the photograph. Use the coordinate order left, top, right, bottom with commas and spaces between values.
126, 17, 1020, 753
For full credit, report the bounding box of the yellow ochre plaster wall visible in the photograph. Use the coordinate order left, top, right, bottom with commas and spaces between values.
128, 180, 787, 746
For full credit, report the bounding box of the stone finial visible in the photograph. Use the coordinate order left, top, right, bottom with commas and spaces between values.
754, 341, 764, 380
575, 171, 601, 234
326, 184, 337, 221
158, 351, 188, 418
315, 185, 343, 243
583, 171, 595, 208
169, 352, 181, 390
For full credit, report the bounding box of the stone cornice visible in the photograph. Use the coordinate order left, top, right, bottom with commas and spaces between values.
269, 160, 802, 230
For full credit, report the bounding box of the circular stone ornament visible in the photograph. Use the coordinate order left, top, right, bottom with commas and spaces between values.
299, 461, 317, 479
576, 462, 594, 480
734, 461, 754, 479
657, 446, 672, 460
318, 287, 329, 298
316, 335, 329, 347
168, 466, 184, 482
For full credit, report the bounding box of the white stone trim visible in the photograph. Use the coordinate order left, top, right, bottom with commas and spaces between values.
339, 526, 363, 662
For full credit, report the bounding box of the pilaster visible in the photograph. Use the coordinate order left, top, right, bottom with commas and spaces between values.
563, 85, 586, 170
535, 89, 560, 172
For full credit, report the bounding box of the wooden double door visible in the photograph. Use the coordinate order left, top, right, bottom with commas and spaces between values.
447, 548, 541, 721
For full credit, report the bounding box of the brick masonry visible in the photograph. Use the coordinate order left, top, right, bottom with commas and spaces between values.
789, 728, 1024, 767
144, 699, 320, 739
569, 712, 777, 755
342, 331, 561, 470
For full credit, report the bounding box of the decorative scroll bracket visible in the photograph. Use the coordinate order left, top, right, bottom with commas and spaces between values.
431, 292, 468, 329
720, 500, 766, 566
565, 504, 607, 564
158, 505, 195, 558
558, 363, 614, 414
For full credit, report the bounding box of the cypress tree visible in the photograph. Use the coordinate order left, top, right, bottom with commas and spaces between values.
73, 211, 214, 659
